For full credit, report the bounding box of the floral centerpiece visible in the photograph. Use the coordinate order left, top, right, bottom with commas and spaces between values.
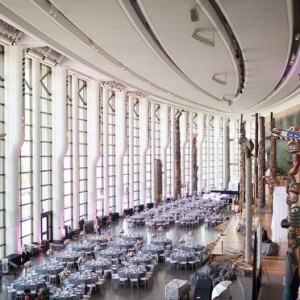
128, 251, 135, 257
46, 249, 54, 256
77, 256, 86, 266
59, 269, 69, 280
135, 239, 143, 248
94, 245, 101, 251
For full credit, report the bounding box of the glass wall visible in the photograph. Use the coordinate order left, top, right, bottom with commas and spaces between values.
96, 86, 104, 216
64, 75, 73, 226
0, 45, 5, 257
108, 90, 116, 213
19, 57, 33, 247
40, 63, 52, 212
133, 99, 140, 205
78, 79, 88, 219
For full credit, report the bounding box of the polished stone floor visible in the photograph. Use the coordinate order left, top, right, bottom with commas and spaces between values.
0, 213, 229, 300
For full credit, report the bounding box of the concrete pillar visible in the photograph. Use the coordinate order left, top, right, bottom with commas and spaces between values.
5, 45, 24, 253
102, 86, 109, 215
197, 113, 204, 195
32, 58, 41, 243
72, 75, 79, 228
180, 112, 187, 189
87, 80, 100, 220
115, 91, 126, 214
139, 99, 148, 205
160, 104, 168, 198
52, 66, 67, 240
170, 107, 176, 198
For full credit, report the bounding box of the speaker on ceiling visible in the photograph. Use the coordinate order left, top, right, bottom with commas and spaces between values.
190, 6, 199, 22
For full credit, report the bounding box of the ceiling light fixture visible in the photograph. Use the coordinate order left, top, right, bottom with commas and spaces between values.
289, 53, 296, 65
190, 5, 199, 22
49, 5, 58, 18
91, 43, 100, 53
212, 74, 227, 85
191, 29, 215, 47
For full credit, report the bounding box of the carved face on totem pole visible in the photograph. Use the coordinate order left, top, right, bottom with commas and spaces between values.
286, 140, 300, 247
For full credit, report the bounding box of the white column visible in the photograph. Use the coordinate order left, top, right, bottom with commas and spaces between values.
128, 96, 134, 208
102, 86, 109, 215
52, 66, 67, 240
197, 113, 204, 195
150, 101, 156, 202
5, 45, 24, 253
245, 118, 253, 260
214, 117, 221, 189
160, 104, 168, 198
170, 107, 176, 198
180, 112, 187, 190
87, 80, 100, 220
139, 99, 148, 205
245, 154, 252, 260
115, 90, 126, 214
72, 75, 79, 228
32, 58, 41, 243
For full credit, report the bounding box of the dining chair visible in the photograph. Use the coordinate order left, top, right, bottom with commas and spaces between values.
129, 272, 139, 288
139, 272, 152, 288
118, 272, 128, 289
95, 279, 106, 294
82, 286, 92, 299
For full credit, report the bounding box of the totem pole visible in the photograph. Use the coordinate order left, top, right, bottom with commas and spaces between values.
271, 127, 300, 299
175, 110, 183, 198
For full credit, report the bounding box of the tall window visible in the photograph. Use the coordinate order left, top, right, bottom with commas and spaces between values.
0, 45, 5, 257
218, 117, 224, 189
146, 101, 152, 203
123, 96, 129, 209
96, 87, 104, 216
133, 99, 140, 205
19, 57, 33, 246
64, 75, 73, 226
185, 112, 190, 193
154, 104, 160, 159
165, 107, 172, 197
40, 63, 52, 212
192, 112, 198, 194
78, 79, 87, 219
202, 115, 207, 190
208, 116, 215, 187
108, 90, 116, 212
234, 119, 240, 178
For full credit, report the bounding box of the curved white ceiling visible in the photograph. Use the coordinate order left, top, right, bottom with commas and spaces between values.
0, 0, 298, 116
